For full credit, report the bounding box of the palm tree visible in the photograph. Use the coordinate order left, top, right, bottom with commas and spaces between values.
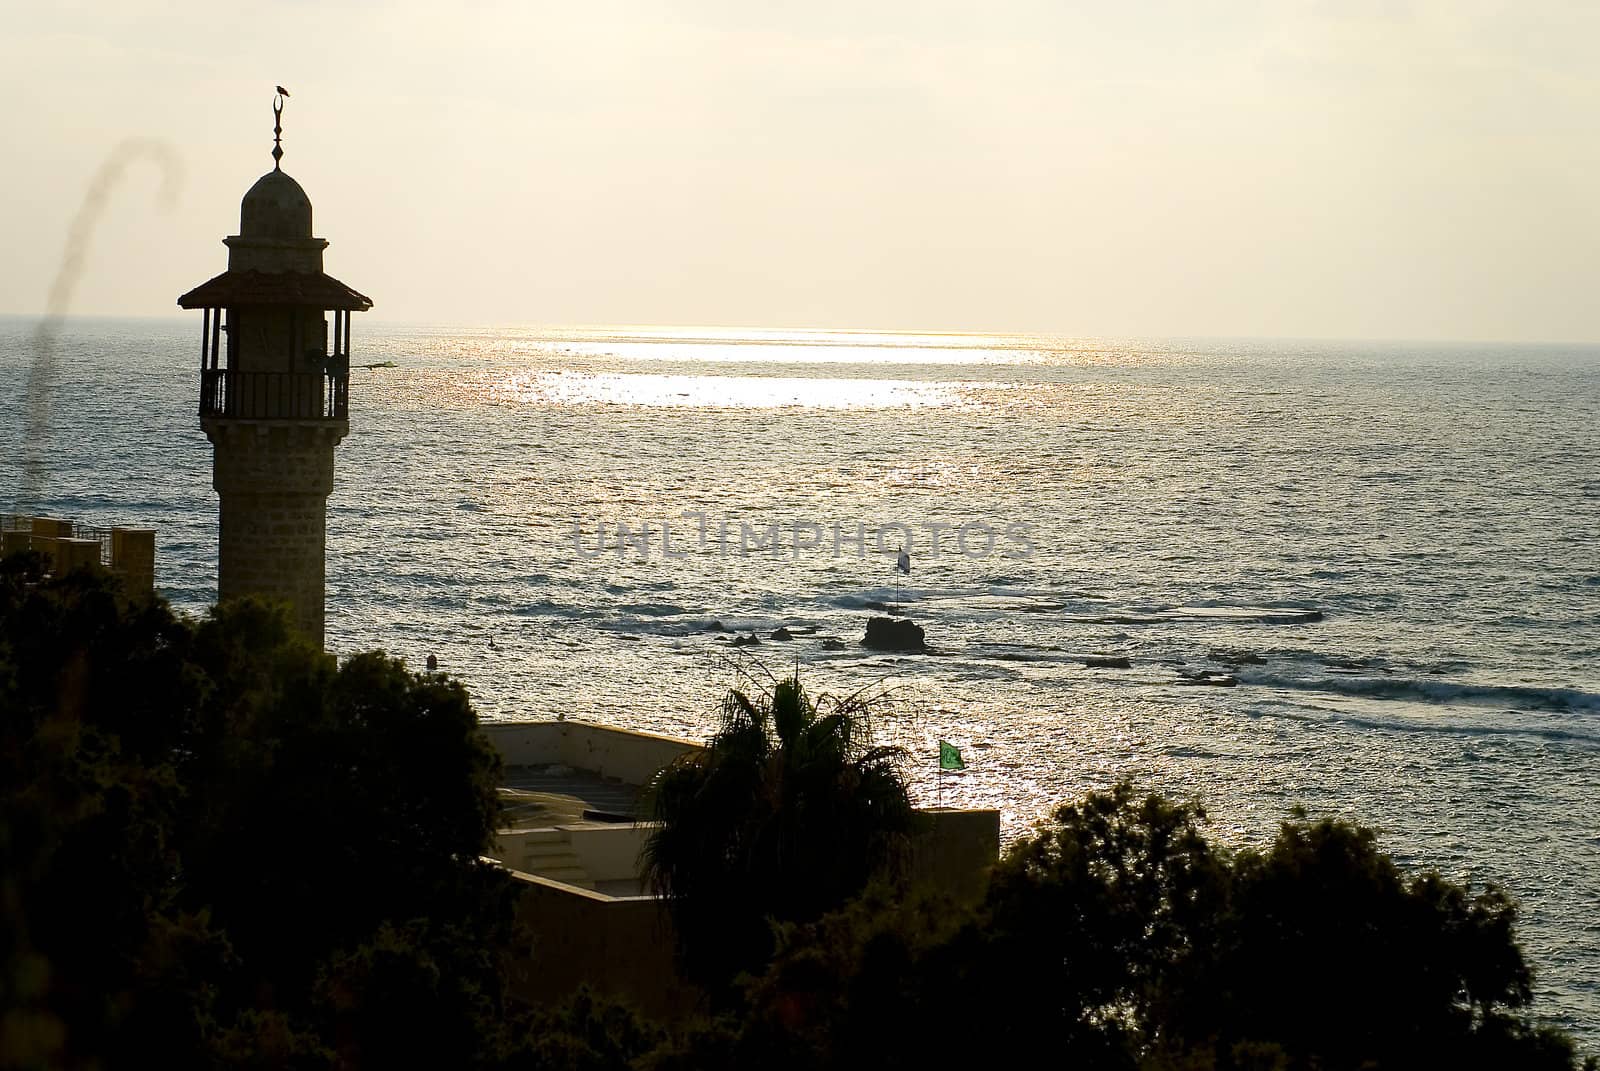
642, 671, 914, 999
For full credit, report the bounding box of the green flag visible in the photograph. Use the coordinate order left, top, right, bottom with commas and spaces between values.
938, 739, 965, 771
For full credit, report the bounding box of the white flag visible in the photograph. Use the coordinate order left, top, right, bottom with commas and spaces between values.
896, 549, 911, 574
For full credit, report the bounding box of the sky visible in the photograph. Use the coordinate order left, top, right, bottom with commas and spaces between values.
3, 0, 1598, 341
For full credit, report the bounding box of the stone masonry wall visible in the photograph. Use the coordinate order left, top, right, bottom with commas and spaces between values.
224, 234, 326, 275
206, 420, 346, 647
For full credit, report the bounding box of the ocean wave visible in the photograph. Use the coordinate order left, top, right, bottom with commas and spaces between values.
1243, 671, 1600, 713
598, 617, 734, 637
1246, 699, 1600, 746
512, 599, 583, 618
1065, 606, 1324, 626
829, 591, 920, 610
615, 602, 691, 617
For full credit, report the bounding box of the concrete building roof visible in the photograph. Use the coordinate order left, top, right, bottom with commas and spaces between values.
500, 764, 643, 821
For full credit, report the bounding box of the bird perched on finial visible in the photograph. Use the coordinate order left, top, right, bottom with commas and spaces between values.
276, 85, 291, 98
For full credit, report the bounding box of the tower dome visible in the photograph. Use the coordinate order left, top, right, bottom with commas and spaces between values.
240, 169, 313, 240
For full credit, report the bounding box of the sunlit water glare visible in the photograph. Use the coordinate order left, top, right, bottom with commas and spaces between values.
4, 318, 1598, 1041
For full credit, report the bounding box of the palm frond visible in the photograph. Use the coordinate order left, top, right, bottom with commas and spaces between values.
639, 666, 916, 996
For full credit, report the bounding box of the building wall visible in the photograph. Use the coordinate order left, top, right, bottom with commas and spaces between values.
110, 529, 155, 593
499, 808, 998, 1020
908, 808, 1002, 903
565, 823, 652, 883
506, 871, 701, 1020
205, 420, 345, 646
224, 233, 325, 274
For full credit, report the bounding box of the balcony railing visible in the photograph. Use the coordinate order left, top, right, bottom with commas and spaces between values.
200, 370, 348, 420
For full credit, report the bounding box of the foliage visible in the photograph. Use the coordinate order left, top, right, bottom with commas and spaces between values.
641, 671, 914, 1000
981, 783, 1225, 1059
1156, 812, 1589, 1070
5, 559, 1588, 1070
690, 783, 1592, 1071
0, 559, 517, 1069
507, 987, 664, 1071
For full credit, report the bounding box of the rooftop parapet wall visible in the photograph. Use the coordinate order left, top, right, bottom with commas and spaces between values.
1, 514, 155, 594
497, 810, 998, 897
481, 720, 702, 787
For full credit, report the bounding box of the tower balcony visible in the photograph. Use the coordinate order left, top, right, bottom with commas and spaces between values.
200, 368, 349, 421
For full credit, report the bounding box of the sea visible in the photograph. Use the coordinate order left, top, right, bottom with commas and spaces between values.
4, 316, 1598, 1041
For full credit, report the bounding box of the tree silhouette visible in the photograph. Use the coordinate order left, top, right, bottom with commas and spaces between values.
642, 671, 913, 1000
711, 783, 1591, 1071
0, 557, 517, 1068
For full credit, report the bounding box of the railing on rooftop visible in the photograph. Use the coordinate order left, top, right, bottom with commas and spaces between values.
2, 514, 115, 566
200, 370, 348, 420
71, 524, 115, 566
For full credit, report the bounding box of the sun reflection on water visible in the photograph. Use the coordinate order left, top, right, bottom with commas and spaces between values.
488, 370, 975, 409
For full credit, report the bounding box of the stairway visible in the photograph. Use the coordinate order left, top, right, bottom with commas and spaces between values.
515, 829, 595, 890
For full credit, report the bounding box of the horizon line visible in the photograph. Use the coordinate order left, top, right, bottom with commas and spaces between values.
2, 310, 1600, 350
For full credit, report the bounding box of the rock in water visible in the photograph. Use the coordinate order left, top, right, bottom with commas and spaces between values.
863, 616, 927, 652
1208, 648, 1265, 666
1083, 655, 1132, 669
771, 627, 794, 641
1178, 669, 1238, 687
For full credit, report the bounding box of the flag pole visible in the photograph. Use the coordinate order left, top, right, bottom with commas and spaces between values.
936, 739, 964, 810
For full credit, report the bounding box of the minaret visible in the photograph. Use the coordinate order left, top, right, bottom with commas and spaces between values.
178, 90, 372, 647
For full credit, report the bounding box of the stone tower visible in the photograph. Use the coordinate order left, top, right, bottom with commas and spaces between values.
178, 91, 372, 647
